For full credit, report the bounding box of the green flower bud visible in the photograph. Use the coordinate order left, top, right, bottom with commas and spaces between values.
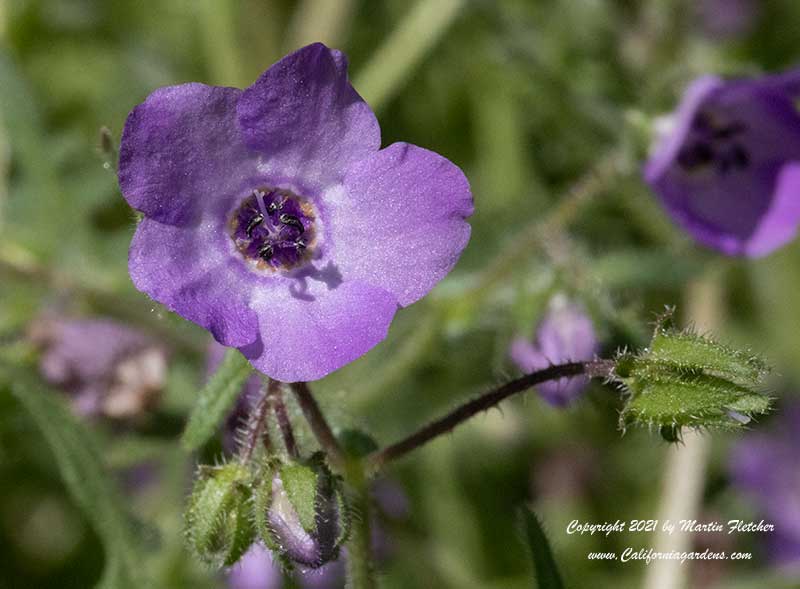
618, 316, 771, 434
254, 456, 349, 569
185, 462, 255, 567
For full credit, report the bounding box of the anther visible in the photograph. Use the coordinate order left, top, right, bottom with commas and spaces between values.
294, 238, 307, 251
259, 244, 274, 262
245, 214, 264, 237
279, 213, 304, 234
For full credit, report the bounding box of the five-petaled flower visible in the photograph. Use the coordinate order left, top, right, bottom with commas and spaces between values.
119, 43, 473, 382
644, 69, 800, 257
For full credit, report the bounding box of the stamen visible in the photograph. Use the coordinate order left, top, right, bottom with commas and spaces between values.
246, 213, 264, 237
231, 187, 316, 271
259, 244, 274, 262
279, 213, 304, 234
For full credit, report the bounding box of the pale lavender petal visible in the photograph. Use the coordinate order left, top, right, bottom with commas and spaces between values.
742, 162, 800, 256
237, 43, 380, 188
119, 84, 257, 225
227, 544, 282, 589
244, 280, 398, 382
328, 143, 473, 306
129, 219, 261, 348
297, 558, 345, 589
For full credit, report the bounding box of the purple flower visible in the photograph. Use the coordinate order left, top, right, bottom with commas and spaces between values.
644, 71, 800, 257
29, 316, 167, 418
729, 403, 800, 568
509, 298, 597, 407
119, 43, 473, 382
227, 544, 283, 589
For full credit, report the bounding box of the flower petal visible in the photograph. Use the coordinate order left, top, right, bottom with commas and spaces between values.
243, 279, 398, 382
327, 142, 473, 307
743, 161, 800, 256
119, 83, 256, 225
129, 218, 260, 347
237, 43, 380, 188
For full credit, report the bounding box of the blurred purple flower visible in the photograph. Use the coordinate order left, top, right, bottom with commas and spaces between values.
119, 42, 473, 382
227, 543, 283, 589
509, 298, 597, 407
295, 558, 345, 589
644, 70, 800, 257
697, 0, 758, 39
29, 316, 167, 419
729, 403, 800, 567
232, 477, 407, 589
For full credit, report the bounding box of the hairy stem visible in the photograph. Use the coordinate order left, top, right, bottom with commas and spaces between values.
268, 380, 299, 459
368, 359, 615, 469
344, 463, 376, 589
289, 382, 346, 470
239, 383, 273, 463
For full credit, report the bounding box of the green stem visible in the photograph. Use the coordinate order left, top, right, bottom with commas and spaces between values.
344, 460, 376, 589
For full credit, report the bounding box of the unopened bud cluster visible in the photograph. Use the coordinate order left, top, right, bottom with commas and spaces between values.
615, 313, 771, 437
185, 454, 349, 570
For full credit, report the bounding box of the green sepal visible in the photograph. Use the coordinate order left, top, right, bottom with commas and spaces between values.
185, 462, 255, 568
617, 319, 772, 433
647, 329, 768, 387
280, 462, 320, 533
252, 456, 349, 569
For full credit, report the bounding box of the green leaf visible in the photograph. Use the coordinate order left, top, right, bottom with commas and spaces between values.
8, 375, 147, 589
520, 508, 565, 589
181, 349, 254, 451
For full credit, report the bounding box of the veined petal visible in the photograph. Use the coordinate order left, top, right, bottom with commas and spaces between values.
119, 83, 257, 225
129, 218, 261, 347
243, 279, 398, 382
327, 142, 473, 307
238, 43, 380, 188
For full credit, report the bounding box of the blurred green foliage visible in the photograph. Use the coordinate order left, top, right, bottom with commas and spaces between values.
1, 0, 800, 588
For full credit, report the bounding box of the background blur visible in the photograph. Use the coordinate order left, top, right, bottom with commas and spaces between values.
1, 0, 800, 587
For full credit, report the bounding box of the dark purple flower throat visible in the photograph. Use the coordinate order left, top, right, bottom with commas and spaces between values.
230, 188, 317, 271
677, 111, 750, 175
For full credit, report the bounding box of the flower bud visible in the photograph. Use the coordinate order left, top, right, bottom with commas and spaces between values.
617, 312, 771, 433
255, 457, 348, 569
186, 463, 255, 567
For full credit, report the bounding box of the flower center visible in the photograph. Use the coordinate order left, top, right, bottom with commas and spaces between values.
677, 110, 750, 175
230, 188, 317, 271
